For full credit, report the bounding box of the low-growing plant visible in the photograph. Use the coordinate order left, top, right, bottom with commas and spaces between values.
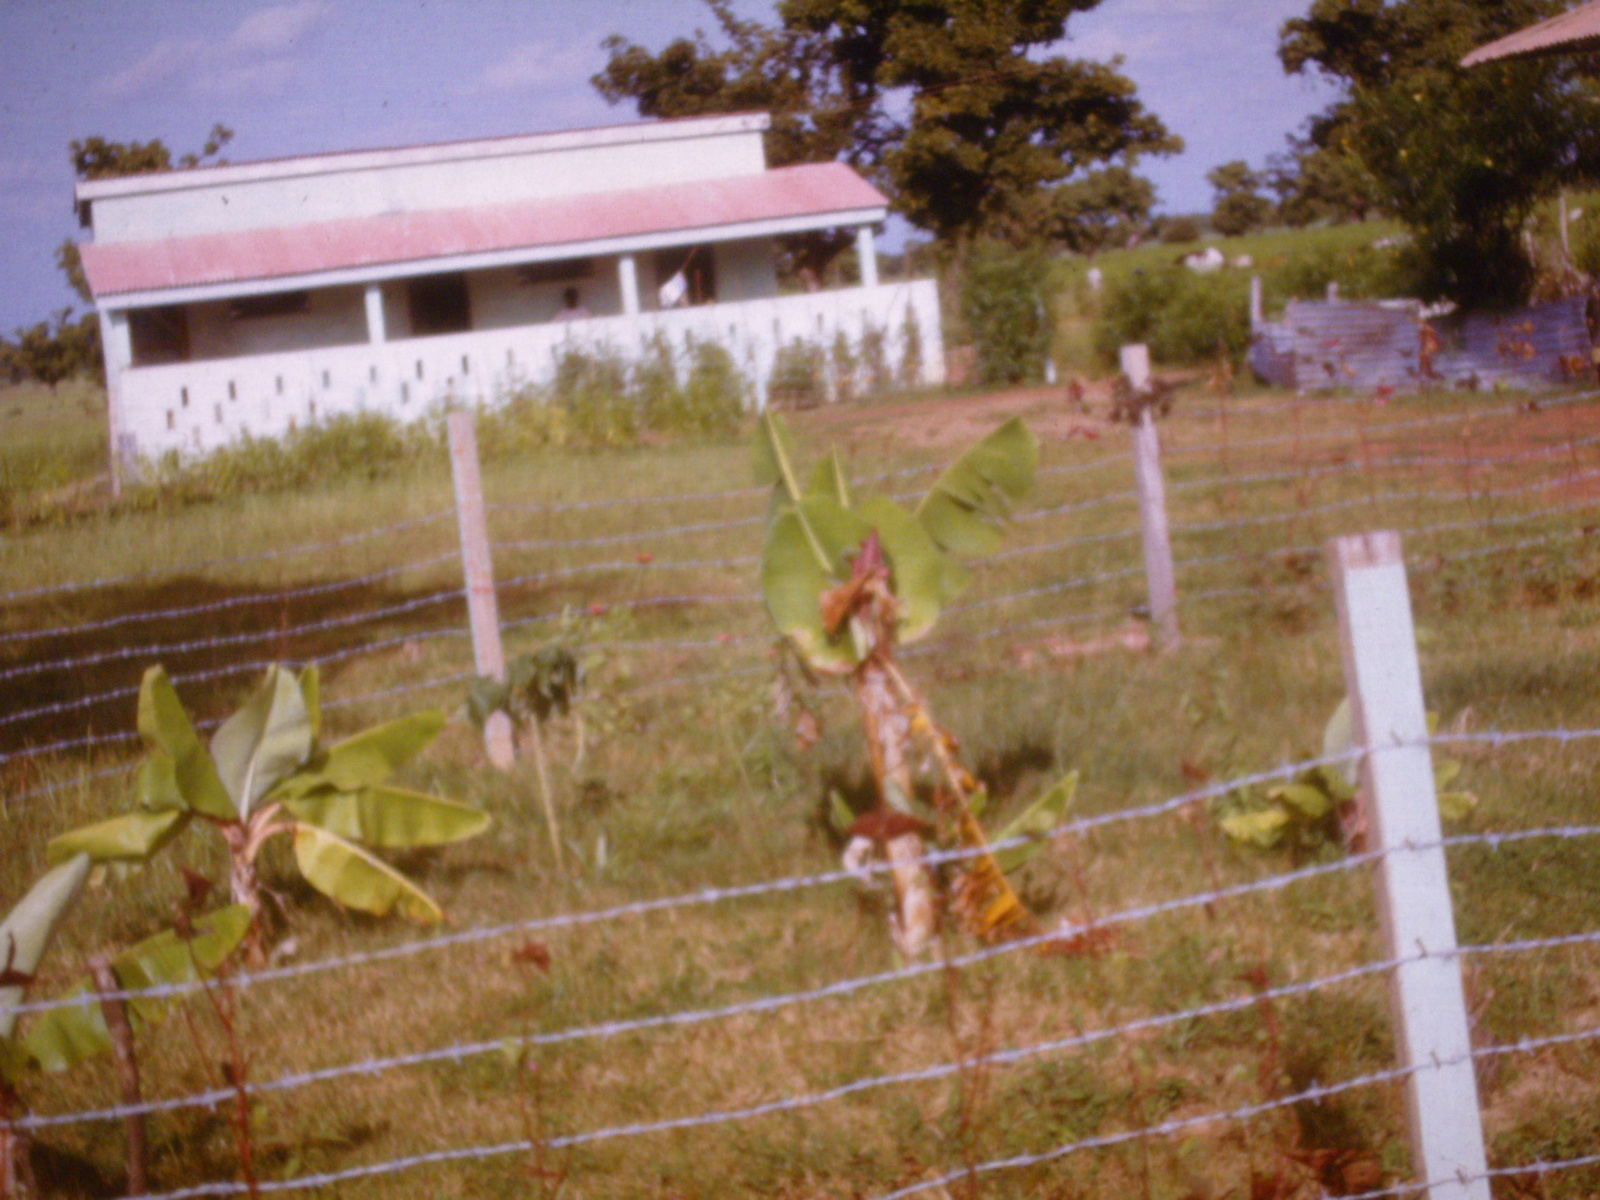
1217, 699, 1477, 860
676, 339, 745, 437
48, 665, 489, 931
553, 347, 634, 448
468, 645, 584, 867
755, 413, 1075, 956
768, 338, 826, 409
898, 307, 924, 389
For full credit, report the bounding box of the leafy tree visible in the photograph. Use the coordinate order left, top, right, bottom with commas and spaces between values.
1038, 165, 1155, 255
1266, 127, 1383, 226
595, 1, 1178, 254
1279, 0, 1600, 306
1207, 160, 1273, 237
0, 308, 103, 390
58, 124, 234, 306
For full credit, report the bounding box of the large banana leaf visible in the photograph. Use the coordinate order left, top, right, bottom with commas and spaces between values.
292, 824, 443, 923
914, 417, 1038, 557
854, 495, 963, 643
18, 905, 250, 1072
284, 786, 489, 848
137, 666, 235, 819
47, 808, 189, 866
760, 499, 873, 673
991, 771, 1078, 874
753, 412, 807, 502
1, 854, 90, 1043
211, 665, 315, 819
306, 711, 447, 791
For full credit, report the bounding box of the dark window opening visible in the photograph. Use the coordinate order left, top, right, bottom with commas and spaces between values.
229, 291, 310, 320
519, 258, 593, 286
654, 246, 716, 307
407, 273, 472, 337
129, 305, 190, 366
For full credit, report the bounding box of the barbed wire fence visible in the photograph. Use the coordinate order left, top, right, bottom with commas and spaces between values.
3, 370, 1599, 1197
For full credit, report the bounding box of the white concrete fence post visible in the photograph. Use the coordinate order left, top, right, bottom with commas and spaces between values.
447, 410, 516, 770
1122, 343, 1179, 648
1329, 531, 1489, 1200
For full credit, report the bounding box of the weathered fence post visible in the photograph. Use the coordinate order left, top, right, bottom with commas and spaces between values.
1122, 344, 1179, 648
448, 410, 515, 770
1329, 531, 1489, 1200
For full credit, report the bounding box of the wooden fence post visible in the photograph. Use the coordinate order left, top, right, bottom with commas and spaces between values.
1329, 531, 1488, 1200
448, 410, 515, 770
1122, 344, 1179, 648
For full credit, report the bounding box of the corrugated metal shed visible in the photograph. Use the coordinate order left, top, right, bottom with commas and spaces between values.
79, 161, 885, 299
1461, 0, 1600, 65
1250, 296, 1591, 393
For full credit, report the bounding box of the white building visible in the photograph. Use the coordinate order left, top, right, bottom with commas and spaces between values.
75, 112, 943, 471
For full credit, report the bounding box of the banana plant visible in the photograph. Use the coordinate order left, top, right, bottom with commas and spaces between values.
48, 665, 490, 927
756, 413, 1073, 956
2, 854, 91, 1200
2, 855, 250, 1198
1219, 698, 1478, 856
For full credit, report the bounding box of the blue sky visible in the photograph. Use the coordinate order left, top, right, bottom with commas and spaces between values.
0, 0, 1339, 334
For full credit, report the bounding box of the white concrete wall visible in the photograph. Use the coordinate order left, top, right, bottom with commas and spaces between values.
114, 281, 944, 462
86, 121, 768, 244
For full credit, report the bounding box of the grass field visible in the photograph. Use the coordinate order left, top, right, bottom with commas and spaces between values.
4, 370, 1600, 1199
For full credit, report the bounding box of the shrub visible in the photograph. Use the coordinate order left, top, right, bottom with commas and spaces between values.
898, 308, 924, 389
768, 338, 826, 409
678, 340, 745, 437
554, 347, 635, 448
1158, 216, 1203, 245
1092, 266, 1252, 368
961, 240, 1053, 386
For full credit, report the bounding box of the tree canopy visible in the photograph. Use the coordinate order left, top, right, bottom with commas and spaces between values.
593, 0, 1179, 254
1279, 0, 1600, 306
1207, 160, 1273, 238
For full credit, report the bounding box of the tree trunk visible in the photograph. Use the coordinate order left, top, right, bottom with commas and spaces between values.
854, 659, 936, 957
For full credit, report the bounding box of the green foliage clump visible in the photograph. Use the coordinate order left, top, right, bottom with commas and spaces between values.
960, 240, 1054, 385
898, 308, 924, 388
1269, 238, 1416, 304
768, 338, 826, 409
678, 340, 746, 437
1092, 266, 1251, 368
140, 410, 439, 502
555, 347, 636, 448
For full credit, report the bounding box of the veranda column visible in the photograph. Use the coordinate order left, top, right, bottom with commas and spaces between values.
364, 283, 387, 343
856, 224, 879, 288
618, 253, 641, 316
100, 309, 133, 496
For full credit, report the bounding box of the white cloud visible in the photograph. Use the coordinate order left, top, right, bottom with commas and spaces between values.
97, 2, 332, 99
230, 1, 330, 54
478, 39, 597, 93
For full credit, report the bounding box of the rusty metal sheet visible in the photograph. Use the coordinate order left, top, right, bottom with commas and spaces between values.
80, 161, 886, 299
1250, 296, 1591, 394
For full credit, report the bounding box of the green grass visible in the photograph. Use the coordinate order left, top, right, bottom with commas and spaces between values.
4, 377, 1600, 1197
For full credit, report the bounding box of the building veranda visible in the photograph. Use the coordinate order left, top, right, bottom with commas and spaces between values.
74, 112, 943, 474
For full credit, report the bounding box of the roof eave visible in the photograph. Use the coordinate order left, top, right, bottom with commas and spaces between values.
86, 205, 888, 310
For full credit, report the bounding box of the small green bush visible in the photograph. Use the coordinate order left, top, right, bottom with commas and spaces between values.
678, 340, 745, 437
555, 347, 635, 448
898, 308, 924, 389
1092, 266, 1252, 368
961, 240, 1053, 385
768, 338, 826, 409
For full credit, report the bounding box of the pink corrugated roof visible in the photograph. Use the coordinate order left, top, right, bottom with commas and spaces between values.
1462, 0, 1600, 65
81, 162, 886, 299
